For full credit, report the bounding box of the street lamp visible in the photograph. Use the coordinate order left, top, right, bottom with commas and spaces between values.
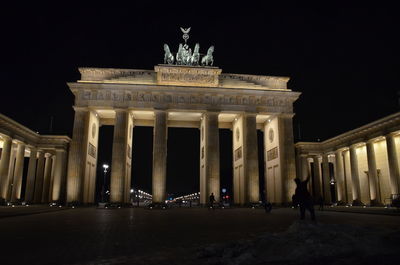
102, 164, 109, 202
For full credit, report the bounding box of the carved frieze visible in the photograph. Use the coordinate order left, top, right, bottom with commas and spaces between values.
155, 65, 222, 87
77, 88, 295, 113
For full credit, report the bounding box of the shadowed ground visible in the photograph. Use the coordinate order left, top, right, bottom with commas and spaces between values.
0, 207, 398, 265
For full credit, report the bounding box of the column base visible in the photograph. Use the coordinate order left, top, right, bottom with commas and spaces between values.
336, 200, 347, 206
352, 199, 364, 206
0, 198, 7, 206
148, 202, 168, 210
370, 199, 384, 206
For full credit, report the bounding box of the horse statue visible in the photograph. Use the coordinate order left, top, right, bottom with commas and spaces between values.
176, 43, 183, 65
182, 44, 192, 65
190, 43, 200, 66
201, 46, 214, 66
163, 44, 174, 64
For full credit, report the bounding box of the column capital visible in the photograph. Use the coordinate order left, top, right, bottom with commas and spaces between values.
27, 146, 37, 152
114, 108, 129, 113
55, 148, 67, 153
385, 131, 399, 138
13, 139, 25, 146
335, 148, 347, 154
0, 134, 12, 141
244, 112, 257, 117
278, 113, 295, 119
204, 110, 220, 115
349, 142, 363, 149
72, 106, 89, 112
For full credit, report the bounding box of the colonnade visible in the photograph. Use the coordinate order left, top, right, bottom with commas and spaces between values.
66, 108, 296, 205
0, 134, 68, 204
298, 132, 400, 206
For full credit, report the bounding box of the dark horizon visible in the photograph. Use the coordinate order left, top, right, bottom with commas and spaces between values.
1, 4, 399, 196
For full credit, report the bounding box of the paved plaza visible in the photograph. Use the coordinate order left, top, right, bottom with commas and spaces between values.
0, 206, 399, 265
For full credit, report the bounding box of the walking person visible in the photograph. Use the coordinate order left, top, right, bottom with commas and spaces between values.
294, 177, 316, 221
209, 193, 215, 209
318, 195, 324, 211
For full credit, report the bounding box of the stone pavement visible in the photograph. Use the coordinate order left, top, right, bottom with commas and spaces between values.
322, 205, 400, 216
0, 205, 68, 218
0, 207, 398, 265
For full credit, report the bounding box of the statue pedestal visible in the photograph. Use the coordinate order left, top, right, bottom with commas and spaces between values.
155, 64, 222, 87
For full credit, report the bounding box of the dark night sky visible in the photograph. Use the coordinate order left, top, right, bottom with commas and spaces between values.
1, 4, 399, 197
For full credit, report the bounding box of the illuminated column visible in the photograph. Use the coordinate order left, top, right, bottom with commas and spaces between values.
51, 149, 67, 202
0, 135, 12, 201
300, 155, 309, 181
385, 133, 400, 195
33, 151, 45, 203
41, 153, 53, 203
11, 142, 25, 202
243, 113, 259, 203
124, 113, 134, 204
66, 108, 89, 203
312, 155, 322, 199
24, 147, 37, 203
322, 154, 332, 203
349, 144, 362, 205
334, 149, 345, 203
6, 148, 16, 201
110, 110, 129, 203
366, 140, 380, 205
278, 114, 297, 203
152, 110, 168, 203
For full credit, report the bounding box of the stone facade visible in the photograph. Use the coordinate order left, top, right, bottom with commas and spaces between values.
295, 112, 400, 206
67, 65, 300, 205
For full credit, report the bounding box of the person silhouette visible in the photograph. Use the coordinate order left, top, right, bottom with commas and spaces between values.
294, 177, 316, 221
209, 193, 215, 209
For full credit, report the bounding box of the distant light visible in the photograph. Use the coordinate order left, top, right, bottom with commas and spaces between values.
12, 205, 15, 207
59, 205, 62, 208
72, 206, 75, 209
130, 189, 134, 193
222, 188, 227, 193
103, 164, 109, 169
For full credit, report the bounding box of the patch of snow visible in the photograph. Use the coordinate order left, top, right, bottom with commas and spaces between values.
196, 221, 400, 265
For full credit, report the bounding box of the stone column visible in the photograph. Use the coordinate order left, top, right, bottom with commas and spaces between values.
349, 144, 362, 205
11, 142, 25, 202
24, 147, 37, 203
51, 149, 67, 202
66, 108, 89, 203
243, 113, 259, 203
322, 154, 332, 204
334, 149, 345, 203
312, 155, 322, 199
152, 110, 168, 203
300, 155, 309, 181
385, 133, 400, 196
0, 135, 12, 201
42, 154, 53, 203
278, 114, 297, 203
110, 110, 129, 203
33, 151, 45, 203
366, 140, 380, 205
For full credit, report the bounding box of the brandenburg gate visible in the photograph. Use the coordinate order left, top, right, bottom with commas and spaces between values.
66, 29, 300, 205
